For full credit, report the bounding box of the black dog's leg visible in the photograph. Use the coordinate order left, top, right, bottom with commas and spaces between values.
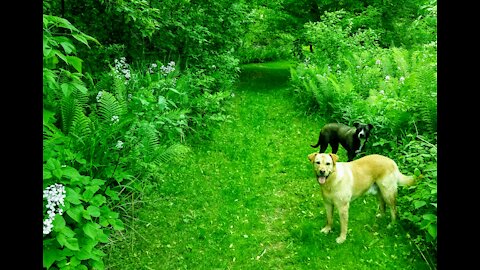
347, 151, 355, 162
330, 142, 339, 154
319, 143, 328, 153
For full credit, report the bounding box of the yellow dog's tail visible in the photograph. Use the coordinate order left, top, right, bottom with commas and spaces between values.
395, 169, 415, 186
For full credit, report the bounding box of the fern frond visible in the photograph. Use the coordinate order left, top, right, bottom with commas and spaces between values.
392, 47, 409, 74
60, 96, 80, 134
97, 91, 126, 123
112, 76, 129, 109
153, 144, 191, 165
132, 123, 161, 163
70, 110, 92, 142
71, 87, 89, 108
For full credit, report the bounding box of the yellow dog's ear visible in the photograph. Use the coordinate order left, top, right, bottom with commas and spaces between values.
328, 153, 339, 164
307, 152, 318, 163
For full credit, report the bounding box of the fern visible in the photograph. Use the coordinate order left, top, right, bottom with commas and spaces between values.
60, 96, 81, 135
112, 75, 129, 111
70, 110, 92, 143
153, 143, 191, 165
97, 91, 126, 123
392, 47, 409, 75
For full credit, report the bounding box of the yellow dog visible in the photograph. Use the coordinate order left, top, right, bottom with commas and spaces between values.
307, 153, 415, 243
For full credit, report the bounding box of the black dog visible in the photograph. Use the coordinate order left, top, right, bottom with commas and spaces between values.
311, 123, 373, 161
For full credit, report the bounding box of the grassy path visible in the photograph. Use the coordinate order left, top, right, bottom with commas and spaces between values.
105, 61, 430, 269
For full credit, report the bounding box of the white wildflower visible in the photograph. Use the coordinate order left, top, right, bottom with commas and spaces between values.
160, 61, 176, 75
385, 75, 390, 81
379, 90, 385, 95
400, 76, 405, 84
115, 140, 124, 149
111, 115, 119, 124
113, 57, 131, 80
96, 91, 103, 102
375, 59, 381, 65
43, 183, 66, 235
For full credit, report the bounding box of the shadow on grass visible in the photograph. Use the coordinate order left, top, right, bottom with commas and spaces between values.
237, 61, 295, 91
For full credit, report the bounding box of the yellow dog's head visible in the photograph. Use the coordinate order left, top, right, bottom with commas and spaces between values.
307, 153, 339, 185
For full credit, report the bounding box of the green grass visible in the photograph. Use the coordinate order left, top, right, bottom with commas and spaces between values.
104, 62, 430, 269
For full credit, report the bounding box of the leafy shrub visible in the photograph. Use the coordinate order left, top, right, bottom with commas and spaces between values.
290, 11, 437, 268
303, 10, 381, 65
43, 161, 125, 270
371, 133, 437, 268
43, 14, 236, 269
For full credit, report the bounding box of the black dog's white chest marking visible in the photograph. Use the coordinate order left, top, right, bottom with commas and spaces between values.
356, 137, 366, 153
355, 130, 367, 154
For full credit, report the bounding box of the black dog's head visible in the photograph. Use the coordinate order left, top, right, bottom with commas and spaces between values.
353, 123, 373, 140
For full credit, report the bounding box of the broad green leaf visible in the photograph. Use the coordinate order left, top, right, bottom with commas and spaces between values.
52, 36, 74, 52
43, 247, 63, 269
72, 33, 100, 47
413, 200, 426, 209
54, 50, 67, 64
68, 256, 82, 267
422, 213, 437, 221
60, 82, 74, 97
43, 109, 56, 124
96, 230, 109, 243
83, 186, 100, 201
72, 33, 88, 46
72, 82, 88, 94
43, 170, 52, 180
62, 166, 81, 180
52, 215, 66, 232
46, 158, 62, 171
64, 237, 80, 251
110, 218, 125, 231
92, 248, 106, 257
82, 210, 92, 220
105, 187, 120, 201
87, 205, 101, 217
66, 205, 84, 222
60, 40, 76, 54
414, 168, 421, 177
66, 188, 82, 205
98, 216, 109, 227
91, 179, 106, 186
44, 15, 78, 31
427, 224, 437, 239
83, 222, 100, 239
56, 232, 67, 247
59, 226, 76, 238
90, 194, 106, 207
91, 259, 105, 270
65, 56, 83, 73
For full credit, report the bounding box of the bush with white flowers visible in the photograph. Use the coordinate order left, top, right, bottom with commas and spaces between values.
43, 183, 66, 235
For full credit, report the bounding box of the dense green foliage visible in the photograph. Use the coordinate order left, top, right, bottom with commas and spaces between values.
42, 7, 238, 268
43, 0, 436, 269
289, 5, 437, 268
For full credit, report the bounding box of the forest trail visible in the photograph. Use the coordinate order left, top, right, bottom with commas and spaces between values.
105, 62, 430, 269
